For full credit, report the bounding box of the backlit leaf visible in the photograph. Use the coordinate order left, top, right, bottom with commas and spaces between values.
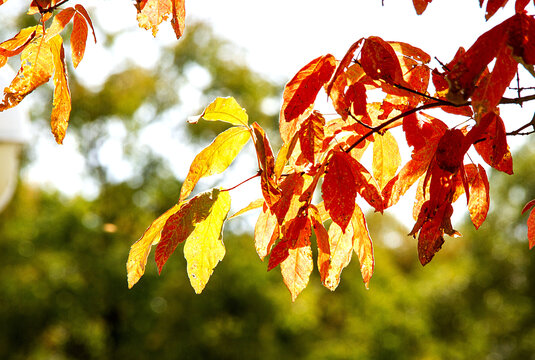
183, 189, 231, 294
44, 7, 75, 41
309, 205, 330, 284
136, 0, 185, 39
254, 203, 279, 260
71, 13, 89, 68
179, 126, 250, 202
298, 111, 325, 165
467, 164, 490, 229
413, 0, 432, 14
0, 26, 37, 68
127, 203, 181, 289
1, 28, 54, 112
279, 215, 312, 301
322, 151, 356, 232
228, 198, 263, 220
324, 204, 374, 290
473, 113, 512, 174
360, 36, 404, 85
522, 200, 535, 249
280, 54, 336, 143
372, 131, 401, 190
49, 35, 71, 144
195, 97, 249, 127
156, 189, 219, 273
485, 0, 508, 20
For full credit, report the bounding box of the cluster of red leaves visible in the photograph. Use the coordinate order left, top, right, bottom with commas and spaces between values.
413, 0, 534, 19
126, 4, 535, 300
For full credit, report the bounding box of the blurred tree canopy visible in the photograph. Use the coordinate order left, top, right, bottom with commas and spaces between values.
1, 5, 535, 360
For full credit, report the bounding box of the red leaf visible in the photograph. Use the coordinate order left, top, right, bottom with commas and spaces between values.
271, 173, 304, 223
322, 151, 357, 232
473, 113, 513, 174
71, 13, 88, 68
521, 199, 535, 214
267, 239, 291, 271
486, 0, 509, 20
347, 155, 384, 212
326, 39, 364, 97
522, 199, 535, 249
413, 0, 432, 14
516, 0, 531, 12
155, 190, 216, 273
360, 36, 405, 85
268, 214, 311, 271
280, 54, 336, 143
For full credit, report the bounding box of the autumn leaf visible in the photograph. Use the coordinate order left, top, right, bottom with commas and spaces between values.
298, 111, 325, 165
348, 155, 384, 212
280, 54, 336, 143
0, 26, 37, 67
1, 27, 54, 112
473, 113, 513, 174
372, 131, 401, 190
485, 0, 508, 20
127, 203, 181, 289
360, 36, 405, 85
279, 215, 313, 301
254, 203, 279, 260
136, 0, 186, 39
191, 97, 249, 127
71, 12, 89, 68
522, 199, 535, 249
309, 204, 330, 284
322, 151, 356, 232
179, 126, 250, 202
271, 173, 305, 223
413, 0, 432, 14
228, 198, 263, 220
183, 189, 230, 294
324, 204, 374, 290
49, 35, 71, 144
467, 164, 490, 229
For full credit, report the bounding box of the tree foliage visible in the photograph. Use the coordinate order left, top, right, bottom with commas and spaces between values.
2, 0, 535, 300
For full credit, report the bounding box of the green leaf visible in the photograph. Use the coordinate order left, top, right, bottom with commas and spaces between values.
183, 189, 231, 293
179, 126, 251, 202
191, 96, 249, 126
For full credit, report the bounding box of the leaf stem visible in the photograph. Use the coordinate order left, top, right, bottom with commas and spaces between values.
221, 172, 261, 192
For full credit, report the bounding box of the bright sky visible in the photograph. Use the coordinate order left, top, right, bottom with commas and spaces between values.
2, 0, 534, 229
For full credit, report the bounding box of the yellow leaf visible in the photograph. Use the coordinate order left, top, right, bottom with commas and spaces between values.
324, 204, 374, 290
179, 126, 251, 201
228, 198, 263, 220
280, 246, 313, 302
372, 131, 401, 189
49, 35, 71, 144
195, 97, 249, 127
0, 27, 54, 111
183, 189, 231, 294
126, 203, 181, 289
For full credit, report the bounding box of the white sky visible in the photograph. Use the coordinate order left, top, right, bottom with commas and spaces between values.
2, 0, 534, 229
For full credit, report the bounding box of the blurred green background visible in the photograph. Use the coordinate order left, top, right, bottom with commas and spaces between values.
1, 5, 535, 360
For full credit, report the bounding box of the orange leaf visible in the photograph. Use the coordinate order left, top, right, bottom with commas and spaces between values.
280, 54, 336, 143
298, 111, 325, 165
467, 164, 490, 229
0, 27, 37, 65
348, 155, 384, 212
413, 0, 432, 14
171, 0, 186, 39
1, 28, 54, 112
44, 7, 75, 41
49, 35, 71, 144
271, 173, 304, 222
71, 13, 89, 68
322, 151, 356, 232
74, 4, 97, 44
522, 199, 535, 249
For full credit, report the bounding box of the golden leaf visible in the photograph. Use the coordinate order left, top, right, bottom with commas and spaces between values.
179, 126, 250, 201
49, 35, 71, 144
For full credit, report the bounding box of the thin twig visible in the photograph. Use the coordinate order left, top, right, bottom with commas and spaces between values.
221, 172, 261, 192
